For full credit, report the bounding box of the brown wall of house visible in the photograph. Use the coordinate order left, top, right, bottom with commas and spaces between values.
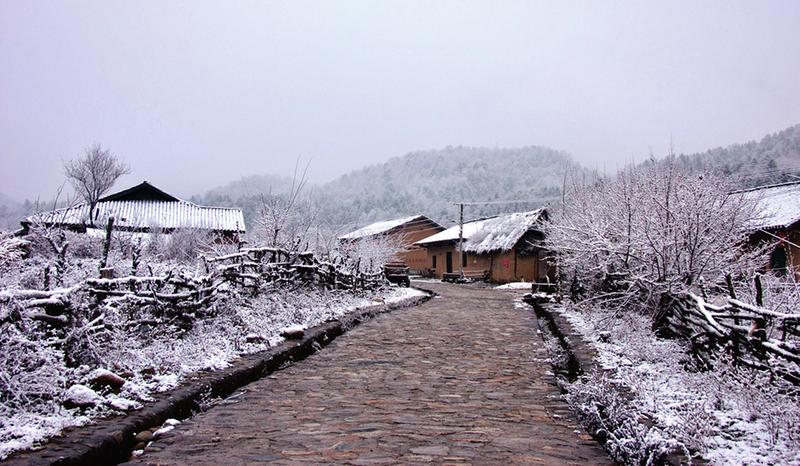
788, 230, 800, 278
389, 220, 445, 273
753, 228, 800, 280
423, 242, 547, 283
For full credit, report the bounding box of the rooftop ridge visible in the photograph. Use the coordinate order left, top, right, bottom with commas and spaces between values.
731, 180, 800, 194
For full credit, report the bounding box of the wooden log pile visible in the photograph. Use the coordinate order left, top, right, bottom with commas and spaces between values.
655, 277, 800, 384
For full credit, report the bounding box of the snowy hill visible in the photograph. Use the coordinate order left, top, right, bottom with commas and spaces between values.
0, 193, 26, 231
189, 174, 297, 229
194, 145, 580, 230
314, 145, 580, 227
193, 124, 800, 232
667, 123, 800, 186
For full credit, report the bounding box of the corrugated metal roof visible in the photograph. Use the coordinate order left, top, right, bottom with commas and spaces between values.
415, 209, 546, 253
27, 200, 246, 233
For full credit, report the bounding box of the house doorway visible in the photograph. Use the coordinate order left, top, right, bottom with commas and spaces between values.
446, 252, 453, 273
771, 246, 788, 276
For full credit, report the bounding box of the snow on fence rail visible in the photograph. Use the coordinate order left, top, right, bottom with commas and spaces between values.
655, 276, 800, 384
0, 247, 387, 331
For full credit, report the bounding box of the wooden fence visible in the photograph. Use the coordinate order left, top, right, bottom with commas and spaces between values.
0, 247, 387, 331
655, 276, 800, 384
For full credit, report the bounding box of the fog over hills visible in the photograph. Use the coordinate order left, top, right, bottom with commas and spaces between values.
4, 123, 799, 233
190, 123, 800, 231
664, 123, 800, 187
313, 145, 579, 228
190, 145, 581, 231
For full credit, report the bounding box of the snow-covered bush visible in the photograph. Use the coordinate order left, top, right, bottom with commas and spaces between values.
65, 231, 103, 259
159, 228, 214, 263
546, 161, 758, 315
337, 234, 406, 273
0, 234, 28, 268
565, 371, 687, 465
551, 302, 800, 465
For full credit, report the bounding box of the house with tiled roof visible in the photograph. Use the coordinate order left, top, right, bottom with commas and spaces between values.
22, 181, 245, 238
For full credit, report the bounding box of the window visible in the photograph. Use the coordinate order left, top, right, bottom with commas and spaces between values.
432, 255, 437, 269
462, 252, 467, 267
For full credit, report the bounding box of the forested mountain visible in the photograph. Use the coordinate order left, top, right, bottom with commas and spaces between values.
190, 145, 581, 232
0, 193, 31, 231
166, 123, 800, 234
666, 123, 800, 187
314, 145, 580, 228
189, 174, 297, 228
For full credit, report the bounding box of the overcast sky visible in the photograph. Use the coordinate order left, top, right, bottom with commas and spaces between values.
1, 1, 799, 201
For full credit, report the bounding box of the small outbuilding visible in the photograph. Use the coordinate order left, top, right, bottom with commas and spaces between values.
738, 181, 800, 277
415, 209, 550, 283
338, 215, 445, 273
22, 181, 246, 239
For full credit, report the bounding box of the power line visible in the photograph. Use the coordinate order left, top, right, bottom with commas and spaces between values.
451, 199, 544, 206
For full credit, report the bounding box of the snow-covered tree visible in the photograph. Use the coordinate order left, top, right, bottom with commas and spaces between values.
337, 234, 406, 273
545, 160, 759, 313
0, 234, 27, 269
64, 144, 130, 225
253, 161, 318, 250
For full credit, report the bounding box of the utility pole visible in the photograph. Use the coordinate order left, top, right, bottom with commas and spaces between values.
457, 203, 464, 279
452, 198, 537, 280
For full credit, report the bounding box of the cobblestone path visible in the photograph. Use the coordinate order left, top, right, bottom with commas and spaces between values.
127, 282, 611, 465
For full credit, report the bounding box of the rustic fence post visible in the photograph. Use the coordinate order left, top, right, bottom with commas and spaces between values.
751, 274, 768, 340
754, 274, 764, 307
99, 217, 115, 274
725, 273, 740, 360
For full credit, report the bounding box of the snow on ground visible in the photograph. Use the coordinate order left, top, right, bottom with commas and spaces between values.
0, 284, 425, 460
495, 281, 533, 290
409, 278, 442, 283
385, 287, 427, 303
551, 303, 800, 465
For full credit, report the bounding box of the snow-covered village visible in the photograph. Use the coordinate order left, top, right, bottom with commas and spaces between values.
2, 2, 800, 465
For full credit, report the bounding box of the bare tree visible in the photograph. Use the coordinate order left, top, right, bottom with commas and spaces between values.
64, 144, 130, 225
545, 160, 760, 314
254, 158, 315, 249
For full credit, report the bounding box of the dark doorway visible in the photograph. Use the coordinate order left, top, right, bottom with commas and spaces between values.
771, 246, 788, 276
446, 252, 453, 273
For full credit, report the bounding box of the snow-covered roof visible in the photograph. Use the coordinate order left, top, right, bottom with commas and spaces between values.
338, 215, 436, 240
415, 209, 546, 252
465, 209, 546, 253
737, 182, 800, 231
415, 217, 495, 246
26, 200, 246, 233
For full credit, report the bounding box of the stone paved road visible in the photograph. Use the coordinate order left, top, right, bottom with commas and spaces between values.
126, 282, 612, 465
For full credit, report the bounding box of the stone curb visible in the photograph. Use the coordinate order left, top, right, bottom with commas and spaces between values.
522, 295, 701, 466
2, 289, 432, 466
